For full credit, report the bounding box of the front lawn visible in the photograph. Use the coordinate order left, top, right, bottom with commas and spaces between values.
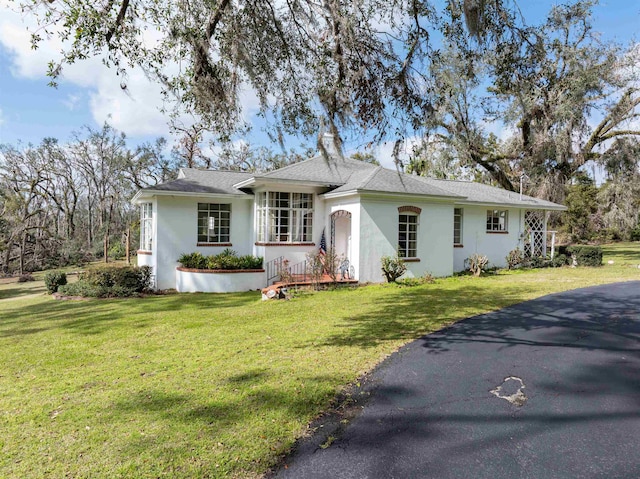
1, 244, 639, 478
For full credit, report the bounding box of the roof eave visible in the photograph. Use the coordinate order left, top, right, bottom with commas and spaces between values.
322, 189, 462, 202
132, 189, 251, 203
235, 177, 345, 189
454, 199, 567, 211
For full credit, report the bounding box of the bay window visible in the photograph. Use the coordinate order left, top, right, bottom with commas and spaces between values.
256, 192, 313, 243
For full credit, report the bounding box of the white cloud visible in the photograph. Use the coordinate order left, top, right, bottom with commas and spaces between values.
0, 3, 263, 140
480, 119, 516, 142
62, 93, 81, 111
374, 137, 421, 169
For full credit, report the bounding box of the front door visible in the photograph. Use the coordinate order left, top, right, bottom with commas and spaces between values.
330, 210, 353, 276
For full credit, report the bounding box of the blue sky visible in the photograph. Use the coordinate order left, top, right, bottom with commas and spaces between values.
0, 0, 638, 168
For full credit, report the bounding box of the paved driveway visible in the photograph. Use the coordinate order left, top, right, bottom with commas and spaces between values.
275, 281, 640, 479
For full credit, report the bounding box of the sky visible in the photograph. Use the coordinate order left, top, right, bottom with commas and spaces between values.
0, 0, 638, 170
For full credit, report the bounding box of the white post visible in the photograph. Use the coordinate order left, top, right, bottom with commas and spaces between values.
543, 211, 549, 257
530, 232, 535, 257
550, 231, 556, 260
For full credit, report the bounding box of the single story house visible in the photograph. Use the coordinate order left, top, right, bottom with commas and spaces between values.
132, 154, 566, 292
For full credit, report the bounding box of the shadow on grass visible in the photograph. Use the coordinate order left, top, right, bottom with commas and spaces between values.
305, 281, 640, 355
0, 282, 47, 300
0, 291, 259, 338
304, 280, 533, 349
604, 248, 640, 263
105, 373, 344, 470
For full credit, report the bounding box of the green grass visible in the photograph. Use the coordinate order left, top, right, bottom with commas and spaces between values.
1, 244, 639, 478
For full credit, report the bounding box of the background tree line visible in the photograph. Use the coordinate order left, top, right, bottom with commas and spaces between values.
0, 123, 313, 275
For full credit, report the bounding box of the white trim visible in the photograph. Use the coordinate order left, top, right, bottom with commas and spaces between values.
233, 177, 341, 189
132, 189, 251, 204
453, 200, 567, 211
323, 189, 460, 202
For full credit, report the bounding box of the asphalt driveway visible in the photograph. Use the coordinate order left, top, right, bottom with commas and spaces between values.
274, 281, 640, 479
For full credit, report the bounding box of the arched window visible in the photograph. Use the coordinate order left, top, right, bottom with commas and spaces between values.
398, 206, 421, 258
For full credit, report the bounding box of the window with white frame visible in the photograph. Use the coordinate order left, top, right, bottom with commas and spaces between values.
398, 212, 419, 258
454, 208, 463, 244
256, 192, 313, 243
198, 203, 231, 243
486, 209, 508, 232
140, 202, 153, 251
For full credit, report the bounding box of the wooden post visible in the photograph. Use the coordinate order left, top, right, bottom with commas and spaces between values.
126, 227, 131, 265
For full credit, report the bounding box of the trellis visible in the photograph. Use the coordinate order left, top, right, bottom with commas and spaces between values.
524, 210, 556, 259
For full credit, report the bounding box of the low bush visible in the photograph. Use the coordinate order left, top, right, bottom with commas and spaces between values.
18, 273, 35, 283
108, 242, 126, 260
396, 272, 435, 287
549, 254, 569, 268
58, 281, 109, 298
506, 248, 524, 270
381, 255, 407, 283
467, 253, 489, 277
178, 251, 263, 270
525, 255, 546, 269
630, 226, 640, 242
66, 265, 153, 297
567, 245, 603, 267
44, 271, 67, 294
178, 252, 207, 269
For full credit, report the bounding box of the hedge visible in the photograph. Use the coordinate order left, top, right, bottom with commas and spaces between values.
58, 265, 152, 298
566, 245, 603, 267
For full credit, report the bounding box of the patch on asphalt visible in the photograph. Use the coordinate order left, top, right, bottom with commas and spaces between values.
490, 377, 527, 407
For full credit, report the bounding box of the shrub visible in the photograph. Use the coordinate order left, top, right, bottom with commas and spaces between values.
59, 281, 108, 298
506, 248, 524, 270
526, 256, 546, 269
108, 242, 126, 260
178, 252, 207, 269
630, 226, 640, 242
467, 253, 489, 277
567, 245, 603, 267
396, 272, 435, 287
178, 251, 263, 270
44, 271, 67, 294
549, 254, 568, 268
381, 255, 407, 283
18, 273, 35, 283
78, 265, 152, 296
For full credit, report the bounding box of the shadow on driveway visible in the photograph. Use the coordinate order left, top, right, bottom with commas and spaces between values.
273, 281, 640, 479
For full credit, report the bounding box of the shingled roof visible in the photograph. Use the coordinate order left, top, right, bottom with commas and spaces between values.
132, 156, 565, 210
135, 169, 253, 198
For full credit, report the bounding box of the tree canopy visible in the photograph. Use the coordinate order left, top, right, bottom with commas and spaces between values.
415, 1, 640, 193
16, 0, 524, 147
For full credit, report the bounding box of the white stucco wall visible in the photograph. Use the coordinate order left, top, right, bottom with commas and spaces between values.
154, 195, 254, 290
358, 197, 455, 283
452, 205, 525, 272
176, 269, 266, 293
